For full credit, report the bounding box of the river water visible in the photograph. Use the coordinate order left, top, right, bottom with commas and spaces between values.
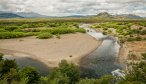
79, 24, 123, 78
3, 55, 50, 76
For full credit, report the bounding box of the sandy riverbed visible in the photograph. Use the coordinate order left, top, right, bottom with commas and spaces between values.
0, 33, 101, 67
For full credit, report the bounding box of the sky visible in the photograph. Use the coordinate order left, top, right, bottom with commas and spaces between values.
0, 0, 146, 17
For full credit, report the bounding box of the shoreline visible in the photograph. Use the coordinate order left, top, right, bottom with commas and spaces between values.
0, 33, 102, 67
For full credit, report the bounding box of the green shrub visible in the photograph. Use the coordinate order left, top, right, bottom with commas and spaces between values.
140, 30, 146, 35
0, 53, 4, 61
49, 60, 80, 84
40, 28, 85, 34
0, 29, 7, 32
37, 33, 53, 39
4, 26, 19, 31
21, 66, 40, 84
0, 32, 33, 39
141, 53, 146, 60
56, 34, 61, 39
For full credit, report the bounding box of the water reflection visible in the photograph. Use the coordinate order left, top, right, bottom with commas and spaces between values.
4, 55, 50, 76
79, 24, 122, 78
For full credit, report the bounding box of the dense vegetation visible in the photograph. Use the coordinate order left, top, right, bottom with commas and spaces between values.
91, 22, 146, 42
0, 53, 146, 84
0, 21, 85, 39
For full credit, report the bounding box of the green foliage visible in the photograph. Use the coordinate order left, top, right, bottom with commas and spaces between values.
40, 28, 85, 35
78, 78, 97, 84
21, 66, 40, 84
140, 30, 146, 35
49, 60, 80, 84
0, 53, 4, 61
37, 33, 53, 39
117, 81, 145, 84
0, 32, 33, 39
0, 57, 146, 84
0, 59, 18, 77
4, 26, 19, 31
1, 68, 21, 84
0, 21, 85, 39
56, 34, 61, 39
96, 75, 115, 84
0, 29, 7, 32
124, 62, 146, 83
141, 53, 146, 60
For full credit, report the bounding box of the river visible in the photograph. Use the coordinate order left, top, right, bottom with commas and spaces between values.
79, 24, 123, 78
3, 24, 123, 77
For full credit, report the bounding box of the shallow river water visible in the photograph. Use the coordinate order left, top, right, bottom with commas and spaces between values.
79, 24, 123, 78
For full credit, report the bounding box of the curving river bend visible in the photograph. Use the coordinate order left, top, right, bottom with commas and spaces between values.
79, 24, 123, 78
3, 24, 123, 77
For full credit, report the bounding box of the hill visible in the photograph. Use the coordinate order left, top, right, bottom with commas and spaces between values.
0, 13, 23, 18
94, 12, 142, 19
15, 12, 48, 18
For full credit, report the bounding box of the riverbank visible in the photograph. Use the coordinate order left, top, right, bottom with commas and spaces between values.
0, 33, 101, 67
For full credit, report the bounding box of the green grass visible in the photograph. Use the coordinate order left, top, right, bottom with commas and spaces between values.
40, 28, 85, 34
37, 33, 53, 39
91, 22, 146, 42
0, 21, 86, 39
0, 32, 33, 39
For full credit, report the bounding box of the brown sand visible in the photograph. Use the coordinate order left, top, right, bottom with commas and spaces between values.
0, 33, 101, 67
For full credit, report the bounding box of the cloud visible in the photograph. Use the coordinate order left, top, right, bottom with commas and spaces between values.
0, 0, 146, 17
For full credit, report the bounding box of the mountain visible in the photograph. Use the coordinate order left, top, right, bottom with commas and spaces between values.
96, 12, 113, 19
116, 14, 142, 19
0, 13, 23, 18
15, 12, 49, 18
95, 12, 142, 19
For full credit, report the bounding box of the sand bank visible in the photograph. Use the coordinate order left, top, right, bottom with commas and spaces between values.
0, 33, 101, 67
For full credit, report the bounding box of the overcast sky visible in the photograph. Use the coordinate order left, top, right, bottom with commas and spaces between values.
0, 0, 146, 17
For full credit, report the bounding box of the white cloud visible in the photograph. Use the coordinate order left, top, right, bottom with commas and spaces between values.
0, 0, 146, 17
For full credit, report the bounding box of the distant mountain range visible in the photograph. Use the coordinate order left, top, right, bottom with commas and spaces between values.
0, 13, 23, 18
94, 12, 142, 19
0, 11, 144, 19
0, 11, 48, 18
15, 12, 49, 18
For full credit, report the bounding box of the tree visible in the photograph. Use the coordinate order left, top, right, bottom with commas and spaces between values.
0, 68, 21, 84
0, 59, 17, 77
0, 53, 4, 61
49, 60, 80, 84
20, 66, 40, 84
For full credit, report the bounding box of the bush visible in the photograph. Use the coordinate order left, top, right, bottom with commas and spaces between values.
0, 32, 33, 39
0, 59, 18, 77
49, 60, 80, 84
78, 78, 97, 84
141, 53, 146, 60
0, 29, 7, 32
37, 33, 53, 39
21, 66, 40, 84
124, 62, 146, 83
4, 26, 19, 31
0, 53, 4, 61
56, 34, 61, 39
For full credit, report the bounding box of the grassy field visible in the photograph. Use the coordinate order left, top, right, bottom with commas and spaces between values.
90, 22, 146, 42
0, 19, 86, 39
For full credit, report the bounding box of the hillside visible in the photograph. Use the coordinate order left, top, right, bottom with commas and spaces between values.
94, 12, 142, 19
0, 13, 23, 18
15, 12, 48, 18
